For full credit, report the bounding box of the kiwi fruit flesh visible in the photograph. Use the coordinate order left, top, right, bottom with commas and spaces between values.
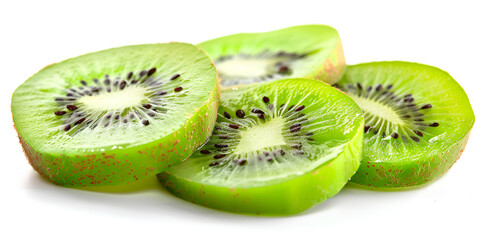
335, 61, 475, 189
158, 79, 364, 215
198, 25, 345, 88
11, 43, 220, 187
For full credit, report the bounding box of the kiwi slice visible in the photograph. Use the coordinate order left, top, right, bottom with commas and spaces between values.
11, 43, 219, 187
335, 61, 475, 189
158, 79, 363, 215
198, 25, 345, 88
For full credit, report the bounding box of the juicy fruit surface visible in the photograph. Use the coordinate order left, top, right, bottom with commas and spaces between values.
198, 25, 345, 87
159, 79, 364, 215
336, 61, 475, 189
12, 43, 220, 186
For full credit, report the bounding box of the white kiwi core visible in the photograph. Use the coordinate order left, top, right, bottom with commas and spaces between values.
78, 87, 147, 112
235, 117, 286, 154
216, 59, 274, 78
352, 95, 404, 126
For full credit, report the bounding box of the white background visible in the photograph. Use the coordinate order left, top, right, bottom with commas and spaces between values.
1, 0, 479, 239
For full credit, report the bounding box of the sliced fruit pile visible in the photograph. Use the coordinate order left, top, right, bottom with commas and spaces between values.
11, 25, 474, 215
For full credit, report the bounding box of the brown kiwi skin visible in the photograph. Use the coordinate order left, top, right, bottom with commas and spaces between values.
16, 82, 220, 187
350, 130, 472, 191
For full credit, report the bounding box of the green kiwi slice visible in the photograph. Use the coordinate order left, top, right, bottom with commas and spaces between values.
335, 61, 475, 189
198, 25, 345, 88
11, 43, 219, 187
158, 79, 363, 215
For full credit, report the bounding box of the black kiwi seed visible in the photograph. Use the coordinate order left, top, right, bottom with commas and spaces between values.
200, 150, 211, 154
421, 104, 433, 109
429, 122, 439, 127
174, 86, 183, 92
55, 98, 64, 102
292, 144, 302, 149
170, 74, 180, 80
106, 114, 112, 119
251, 108, 265, 114
224, 112, 231, 119
391, 132, 399, 139
55, 111, 66, 116
104, 79, 111, 85
148, 112, 155, 117
235, 159, 247, 166
66, 105, 77, 111
258, 114, 265, 119
262, 96, 270, 103
147, 68, 156, 76
278, 65, 289, 74
75, 117, 86, 125
142, 120, 149, 126
143, 103, 152, 109
364, 125, 371, 133
356, 83, 363, 90
228, 124, 239, 129
236, 110, 245, 118
104, 122, 110, 127
139, 70, 147, 77
119, 80, 127, 90
123, 119, 128, 123
411, 136, 420, 142
386, 84, 393, 90
80, 80, 87, 86
214, 154, 226, 159
214, 144, 228, 148
279, 149, 286, 156
290, 124, 301, 132
414, 130, 423, 137
156, 91, 167, 96
209, 161, 220, 167
114, 115, 120, 120
127, 72, 133, 80
64, 125, 71, 131
295, 105, 305, 111
366, 86, 372, 92
219, 136, 230, 139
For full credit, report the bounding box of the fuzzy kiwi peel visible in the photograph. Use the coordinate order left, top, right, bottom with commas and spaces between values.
336, 61, 474, 190
12, 43, 220, 187
158, 79, 364, 215
198, 25, 345, 88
